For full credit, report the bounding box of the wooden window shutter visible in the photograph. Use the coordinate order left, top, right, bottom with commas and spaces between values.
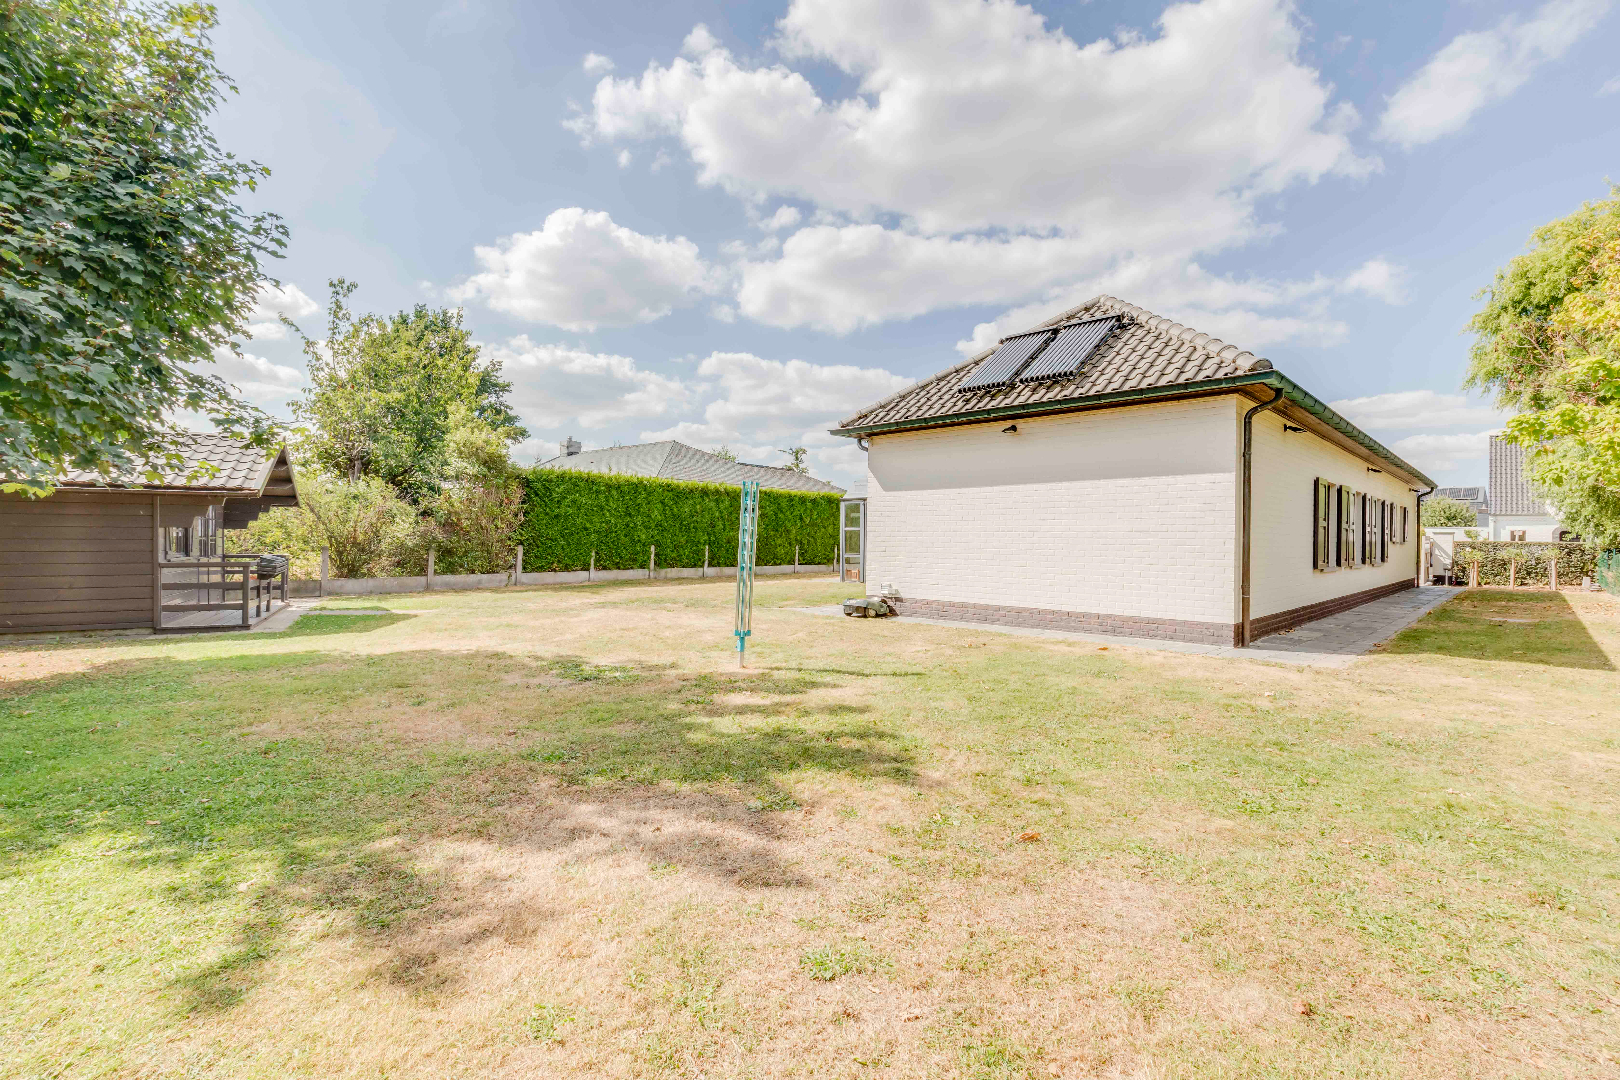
1314, 479, 1331, 570
1339, 489, 1353, 566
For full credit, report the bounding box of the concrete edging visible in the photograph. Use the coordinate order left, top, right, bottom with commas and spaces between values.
289, 564, 834, 597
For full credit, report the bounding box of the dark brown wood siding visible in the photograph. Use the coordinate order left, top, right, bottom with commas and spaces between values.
0, 492, 156, 633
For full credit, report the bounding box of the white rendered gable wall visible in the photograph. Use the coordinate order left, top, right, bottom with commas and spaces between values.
863, 396, 1240, 625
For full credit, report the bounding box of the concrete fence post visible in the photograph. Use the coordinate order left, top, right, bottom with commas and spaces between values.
649, 544, 656, 579
703, 545, 708, 579
319, 547, 329, 598
794, 544, 799, 575
513, 544, 523, 586
589, 550, 594, 582
1550, 553, 1559, 591
1508, 556, 1517, 589
1468, 562, 1478, 589
427, 548, 436, 591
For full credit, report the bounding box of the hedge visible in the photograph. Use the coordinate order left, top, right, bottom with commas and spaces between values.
1450, 541, 1596, 586
517, 470, 841, 573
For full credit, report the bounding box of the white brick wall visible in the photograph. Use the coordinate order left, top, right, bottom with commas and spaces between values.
865, 396, 1240, 624
1248, 407, 1420, 619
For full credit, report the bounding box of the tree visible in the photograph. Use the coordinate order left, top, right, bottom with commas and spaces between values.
288, 280, 525, 500
1466, 190, 1620, 548
1421, 496, 1480, 528
777, 447, 809, 473
710, 445, 738, 462
1, 0, 286, 493
422, 404, 525, 573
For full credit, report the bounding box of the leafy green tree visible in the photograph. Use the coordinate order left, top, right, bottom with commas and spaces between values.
1466, 191, 1620, 548
288, 279, 525, 500
777, 446, 809, 473
710, 445, 738, 462
1, 0, 286, 493
1421, 496, 1480, 528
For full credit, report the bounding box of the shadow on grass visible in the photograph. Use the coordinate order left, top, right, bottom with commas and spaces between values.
276, 612, 414, 639
1383, 589, 1615, 671
0, 648, 917, 1014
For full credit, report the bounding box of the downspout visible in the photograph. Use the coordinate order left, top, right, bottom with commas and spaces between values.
1415, 484, 1435, 584
1240, 387, 1286, 647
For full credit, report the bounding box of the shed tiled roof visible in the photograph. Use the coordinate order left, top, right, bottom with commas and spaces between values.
1488, 437, 1545, 516
58, 433, 283, 494
834, 295, 1273, 432
535, 440, 843, 494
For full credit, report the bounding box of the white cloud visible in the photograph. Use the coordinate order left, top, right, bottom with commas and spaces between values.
243, 281, 320, 340
453, 208, 719, 331
1328, 390, 1506, 431
682, 23, 721, 57
585, 0, 1372, 237
1391, 431, 1498, 474
582, 52, 615, 75
580, 0, 1382, 337
1339, 258, 1409, 304
209, 347, 307, 414
1601, 74, 1620, 94
756, 205, 802, 232
640, 350, 911, 482
949, 256, 1412, 357
484, 337, 693, 430
1376, 0, 1611, 148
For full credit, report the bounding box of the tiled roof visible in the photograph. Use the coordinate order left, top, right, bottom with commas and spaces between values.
58, 433, 281, 494
1488, 437, 1545, 516
834, 295, 1273, 432
535, 440, 844, 494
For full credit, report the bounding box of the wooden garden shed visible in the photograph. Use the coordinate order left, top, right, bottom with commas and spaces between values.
0, 433, 300, 635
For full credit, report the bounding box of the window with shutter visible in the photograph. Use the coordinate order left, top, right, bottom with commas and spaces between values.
1340, 489, 1354, 566
1362, 495, 1373, 565
1314, 479, 1332, 570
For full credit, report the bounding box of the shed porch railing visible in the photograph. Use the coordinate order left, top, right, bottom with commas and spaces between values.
159, 554, 290, 630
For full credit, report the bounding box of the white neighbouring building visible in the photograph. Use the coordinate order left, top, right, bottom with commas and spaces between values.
830, 296, 1436, 647
1485, 436, 1572, 542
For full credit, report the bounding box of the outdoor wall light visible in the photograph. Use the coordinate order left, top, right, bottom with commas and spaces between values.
1282, 424, 1305, 433
1002, 424, 1018, 434
1367, 467, 1382, 473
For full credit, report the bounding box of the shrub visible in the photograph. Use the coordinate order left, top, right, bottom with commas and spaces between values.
226, 474, 425, 578
424, 480, 523, 574
518, 470, 839, 572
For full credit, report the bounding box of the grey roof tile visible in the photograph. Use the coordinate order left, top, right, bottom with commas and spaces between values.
535, 440, 843, 493
834, 295, 1273, 432
1487, 437, 1544, 516
57, 433, 279, 494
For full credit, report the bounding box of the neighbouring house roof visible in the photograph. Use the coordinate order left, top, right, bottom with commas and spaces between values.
534, 440, 844, 494
56, 433, 297, 498
1487, 437, 1546, 516
1435, 486, 1488, 510
830, 294, 1436, 488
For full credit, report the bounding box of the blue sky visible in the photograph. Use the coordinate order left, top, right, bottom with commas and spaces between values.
205, 0, 1620, 491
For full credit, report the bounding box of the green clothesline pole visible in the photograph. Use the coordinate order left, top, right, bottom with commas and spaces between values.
734, 480, 760, 668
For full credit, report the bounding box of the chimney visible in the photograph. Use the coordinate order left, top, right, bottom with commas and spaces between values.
560, 436, 582, 457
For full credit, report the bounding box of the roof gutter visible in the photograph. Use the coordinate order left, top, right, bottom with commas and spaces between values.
830, 369, 1436, 489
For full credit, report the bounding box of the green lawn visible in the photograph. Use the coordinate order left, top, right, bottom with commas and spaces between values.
3, 580, 1618, 1078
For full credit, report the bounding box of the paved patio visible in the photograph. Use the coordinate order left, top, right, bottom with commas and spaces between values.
798, 586, 1463, 668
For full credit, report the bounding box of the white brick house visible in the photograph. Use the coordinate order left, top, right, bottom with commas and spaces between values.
830, 296, 1436, 647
